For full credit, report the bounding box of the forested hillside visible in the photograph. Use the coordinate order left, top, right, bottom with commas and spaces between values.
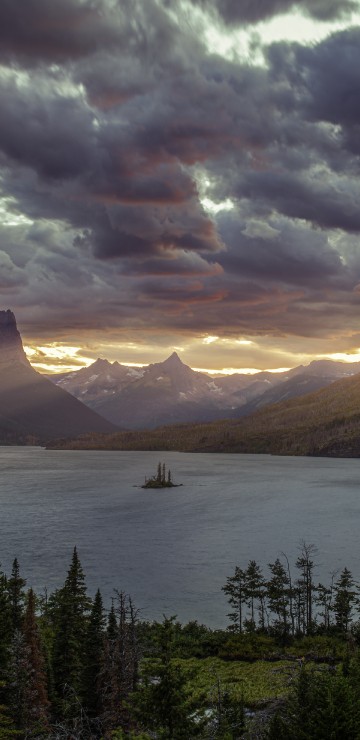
49, 371, 360, 456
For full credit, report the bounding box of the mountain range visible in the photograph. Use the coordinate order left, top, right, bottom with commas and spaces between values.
2, 307, 360, 453
49, 369, 360, 458
48, 350, 360, 430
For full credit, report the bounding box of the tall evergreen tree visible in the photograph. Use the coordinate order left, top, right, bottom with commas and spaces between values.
51, 547, 91, 718
0, 570, 11, 676
295, 543, 317, 634
315, 577, 335, 631
7, 559, 26, 634
244, 560, 266, 631
6, 630, 29, 733
82, 589, 106, 719
267, 558, 290, 639
222, 566, 247, 633
334, 567, 357, 633
107, 601, 118, 640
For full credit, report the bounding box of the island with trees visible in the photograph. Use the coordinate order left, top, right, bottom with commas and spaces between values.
141, 461, 182, 488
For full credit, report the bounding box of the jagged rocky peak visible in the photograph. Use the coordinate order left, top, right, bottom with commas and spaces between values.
91, 357, 112, 369
162, 351, 184, 368
0, 309, 30, 367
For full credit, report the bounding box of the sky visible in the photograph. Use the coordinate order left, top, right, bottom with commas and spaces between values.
2, 0, 360, 375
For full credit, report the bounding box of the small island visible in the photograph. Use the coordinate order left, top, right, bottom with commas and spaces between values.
141, 462, 182, 488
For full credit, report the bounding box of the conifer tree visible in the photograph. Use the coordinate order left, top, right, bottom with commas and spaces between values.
316, 577, 335, 631
295, 542, 317, 634
82, 589, 106, 719
7, 559, 26, 634
6, 629, 29, 733
51, 547, 91, 717
267, 558, 290, 638
156, 463, 162, 484
222, 566, 247, 633
244, 560, 266, 631
0, 569, 11, 675
107, 601, 118, 640
334, 567, 357, 633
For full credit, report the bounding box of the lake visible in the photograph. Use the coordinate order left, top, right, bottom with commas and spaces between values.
1, 447, 360, 628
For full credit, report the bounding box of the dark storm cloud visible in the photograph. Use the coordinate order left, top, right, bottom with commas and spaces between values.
1, 0, 360, 346
0, 0, 124, 64
237, 171, 360, 233
268, 28, 360, 164
0, 73, 96, 179
216, 213, 346, 287
181, 0, 359, 24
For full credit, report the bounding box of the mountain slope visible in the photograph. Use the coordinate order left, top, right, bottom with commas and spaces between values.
49, 369, 360, 457
233, 372, 339, 417
0, 310, 118, 442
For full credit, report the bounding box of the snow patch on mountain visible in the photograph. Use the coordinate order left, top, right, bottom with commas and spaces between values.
207, 381, 223, 394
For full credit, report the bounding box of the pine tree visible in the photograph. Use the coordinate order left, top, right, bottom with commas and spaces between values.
222, 566, 246, 633
315, 577, 335, 631
82, 589, 106, 719
334, 567, 357, 633
6, 629, 29, 732
244, 560, 266, 631
267, 558, 290, 639
0, 569, 11, 675
107, 601, 118, 640
156, 463, 162, 484
7, 559, 26, 634
295, 542, 317, 634
51, 547, 91, 718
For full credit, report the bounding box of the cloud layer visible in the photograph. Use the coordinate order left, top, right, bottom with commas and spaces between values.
1, 0, 360, 368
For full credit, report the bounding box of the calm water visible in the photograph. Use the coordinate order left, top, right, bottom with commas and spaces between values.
1, 447, 360, 627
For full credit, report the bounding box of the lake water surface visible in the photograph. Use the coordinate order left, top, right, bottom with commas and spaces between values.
1, 447, 360, 627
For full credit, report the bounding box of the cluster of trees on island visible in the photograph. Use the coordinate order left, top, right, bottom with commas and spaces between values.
2, 545, 360, 737
142, 463, 177, 489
